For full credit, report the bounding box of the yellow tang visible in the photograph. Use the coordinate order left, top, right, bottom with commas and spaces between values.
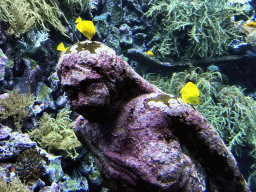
75, 16, 96, 40
146, 51, 154, 57
244, 18, 256, 29
57, 42, 67, 52
180, 82, 200, 105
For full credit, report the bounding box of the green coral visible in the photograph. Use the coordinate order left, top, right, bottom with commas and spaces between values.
145, 0, 248, 59
143, 68, 256, 157
0, 89, 35, 132
29, 107, 81, 158
0, 0, 92, 37
0, 0, 68, 37
15, 148, 45, 183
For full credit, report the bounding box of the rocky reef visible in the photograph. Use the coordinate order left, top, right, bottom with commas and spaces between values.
57, 40, 250, 192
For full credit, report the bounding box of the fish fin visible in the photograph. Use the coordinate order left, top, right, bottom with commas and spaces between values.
75, 16, 83, 24
57, 42, 66, 52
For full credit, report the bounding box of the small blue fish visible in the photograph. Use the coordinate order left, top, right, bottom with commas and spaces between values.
207, 65, 219, 72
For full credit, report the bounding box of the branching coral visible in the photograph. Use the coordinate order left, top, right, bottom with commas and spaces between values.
28, 107, 81, 158
0, 89, 35, 132
0, 0, 67, 37
0, 0, 35, 37
146, 0, 249, 59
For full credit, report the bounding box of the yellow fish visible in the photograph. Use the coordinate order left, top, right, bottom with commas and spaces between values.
244, 19, 256, 28
57, 42, 67, 52
180, 82, 200, 105
146, 51, 154, 57
75, 16, 96, 40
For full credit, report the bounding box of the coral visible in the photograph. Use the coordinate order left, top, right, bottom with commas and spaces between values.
0, 0, 67, 37
144, 68, 256, 155
234, 18, 256, 53
0, 89, 35, 132
0, 0, 35, 37
145, 0, 249, 59
143, 68, 256, 184
0, 176, 31, 192
18, 30, 49, 55
15, 148, 45, 183
63, 0, 91, 14
28, 107, 81, 158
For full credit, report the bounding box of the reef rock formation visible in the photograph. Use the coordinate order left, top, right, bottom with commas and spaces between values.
57, 40, 250, 192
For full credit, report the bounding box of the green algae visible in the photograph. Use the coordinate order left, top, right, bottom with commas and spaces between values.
65, 41, 102, 54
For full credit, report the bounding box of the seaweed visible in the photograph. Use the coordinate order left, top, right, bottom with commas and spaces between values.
0, 0, 67, 37
28, 107, 81, 158
63, 0, 91, 15
143, 68, 256, 157
0, 89, 35, 132
145, 0, 248, 59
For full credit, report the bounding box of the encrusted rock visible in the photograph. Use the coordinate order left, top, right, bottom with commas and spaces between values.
57, 40, 250, 192
0, 125, 37, 161
0, 124, 11, 140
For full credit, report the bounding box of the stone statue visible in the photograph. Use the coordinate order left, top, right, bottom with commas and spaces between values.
57, 40, 250, 192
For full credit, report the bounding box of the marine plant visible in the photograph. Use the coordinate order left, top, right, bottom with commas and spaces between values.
0, 0, 91, 38
64, 0, 91, 15
145, 0, 249, 59
0, 89, 35, 132
15, 148, 45, 183
143, 68, 256, 157
28, 107, 81, 158
0, 0, 67, 37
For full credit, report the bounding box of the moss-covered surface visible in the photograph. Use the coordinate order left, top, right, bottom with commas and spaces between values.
65, 41, 102, 54
146, 0, 248, 60
37, 84, 51, 101
144, 94, 176, 108
143, 68, 256, 185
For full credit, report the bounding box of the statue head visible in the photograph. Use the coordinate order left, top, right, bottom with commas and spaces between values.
57, 40, 162, 122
